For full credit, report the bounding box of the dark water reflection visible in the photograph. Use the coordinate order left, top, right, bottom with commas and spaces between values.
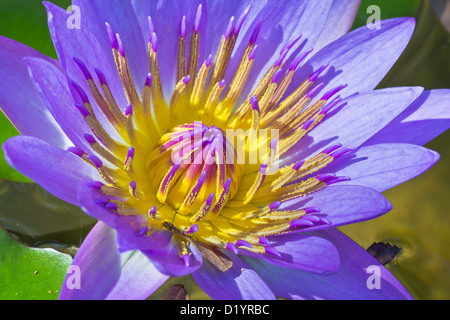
0, 179, 96, 249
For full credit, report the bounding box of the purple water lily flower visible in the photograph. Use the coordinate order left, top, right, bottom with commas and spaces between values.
1, 0, 449, 300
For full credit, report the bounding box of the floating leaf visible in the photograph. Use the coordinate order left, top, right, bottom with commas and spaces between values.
0, 112, 31, 183
0, 226, 72, 300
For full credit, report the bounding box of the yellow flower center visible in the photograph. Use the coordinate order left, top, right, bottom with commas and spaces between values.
69, 4, 351, 266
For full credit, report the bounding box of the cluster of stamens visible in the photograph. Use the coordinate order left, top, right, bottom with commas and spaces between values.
68, 4, 352, 268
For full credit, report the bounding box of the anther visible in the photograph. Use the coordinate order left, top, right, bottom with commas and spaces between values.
236, 239, 253, 249
148, 206, 157, 219
321, 84, 348, 101
88, 181, 103, 189
249, 21, 262, 45
73, 57, 93, 80
329, 146, 354, 159
226, 242, 238, 255
180, 15, 186, 38
234, 4, 251, 36
224, 16, 235, 39
309, 63, 329, 82
105, 22, 118, 49
148, 16, 155, 37
290, 219, 315, 227
138, 225, 148, 236
67, 146, 86, 157
193, 4, 202, 35
182, 254, 191, 267
105, 202, 118, 211
185, 224, 199, 234
265, 246, 282, 258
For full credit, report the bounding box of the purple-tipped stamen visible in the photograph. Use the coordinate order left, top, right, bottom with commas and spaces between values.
73, 57, 93, 80
95, 197, 110, 205
300, 215, 322, 223
272, 69, 284, 83
115, 33, 125, 56
105, 202, 118, 210
290, 219, 315, 227
292, 159, 305, 171
302, 118, 315, 130
316, 173, 336, 182
265, 246, 282, 258
330, 146, 354, 159
269, 201, 282, 211
183, 75, 191, 85
259, 163, 268, 175
125, 147, 135, 163
320, 96, 343, 115
94, 68, 107, 85
322, 143, 343, 155
249, 21, 262, 45
105, 22, 118, 49
226, 242, 238, 255
67, 146, 86, 157
274, 49, 288, 68
148, 16, 155, 38
180, 15, 186, 38
234, 4, 251, 36
74, 103, 90, 118
193, 4, 202, 35
236, 239, 253, 248
186, 224, 199, 234
321, 84, 348, 101
84, 133, 97, 145
289, 48, 313, 71
270, 138, 278, 151
309, 63, 329, 82
88, 181, 103, 189
125, 104, 133, 117
87, 154, 103, 168
145, 73, 152, 87
205, 54, 213, 67
71, 81, 90, 104
250, 96, 259, 111
326, 176, 351, 185
149, 205, 157, 217
150, 32, 158, 52
305, 83, 325, 99
302, 207, 321, 214
182, 254, 191, 267
283, 35, 302, 52
138, 225, 148, 236
224, 16, 235, 39
248, 45, 258, 61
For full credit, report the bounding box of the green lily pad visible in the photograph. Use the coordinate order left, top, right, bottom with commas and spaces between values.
0, 226, 72, 300
0, 112, 32, 183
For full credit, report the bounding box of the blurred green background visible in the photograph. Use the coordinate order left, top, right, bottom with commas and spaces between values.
0, 0, 449, 299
